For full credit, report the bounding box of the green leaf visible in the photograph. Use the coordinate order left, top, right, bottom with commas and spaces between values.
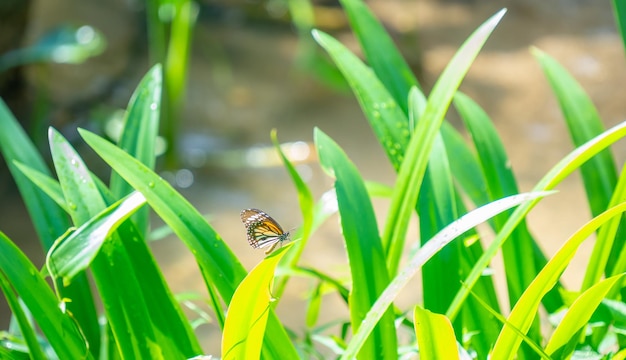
341, 191, 552, 359
414, 306, 460, 360
13, 161, 68, 213
545, 274, 626, 358
0, 231, 90, 359
447, 120, 626, 322
378, 7, 506, 321
47, 192, 146, 284
0, 268, 48, 360
312, 29, 410, 170
222, 244, 293, 360
0, 100, 99, 357
316, 128, 397, 359
612, 0, 626, 55
110, 64, 162, 233
80, 127, 244, 298
533, 48, 617, 216
454, 92, 548, 348
339, 0, 421, 112
50, 128, 200, 358
78, 129, 296, 358
271, 129, 314, 298
584, 165, 626, 288
491, 202, 626, 359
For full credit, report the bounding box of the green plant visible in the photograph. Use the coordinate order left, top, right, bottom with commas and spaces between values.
1, 1, 626, 359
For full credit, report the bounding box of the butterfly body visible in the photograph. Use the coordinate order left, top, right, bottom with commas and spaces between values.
240, 208, 290, 254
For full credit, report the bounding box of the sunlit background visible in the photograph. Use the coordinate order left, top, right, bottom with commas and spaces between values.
1, 0, 624, 352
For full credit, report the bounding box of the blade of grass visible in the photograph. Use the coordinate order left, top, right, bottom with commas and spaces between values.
0, 231, 90, 359
110, 64, 162, 234
340, 191, 551, 359
583, 164, 626, 289
50, 128, 201, 358
162, 0, 198, 167
533, 48, 623, 275
316, 128, 397, 359
0, 267, 48, 360
533, 48, 617, 216
446, 120, 626, 321
545, 274, 626, 358
339, 0, 421, 113
78, 129, 297, 358
270, 129, 314, 298
414, 306, 460, 360
49, 128, 162, 358
0, 100, 99, 357
454, 92, 548, 348
47, 192, 146, 283
612, 0, 626, 56
491, 202, 626, 359
383, 8, 507, 277
312, 29, 410, 170
222, 243, 294, 360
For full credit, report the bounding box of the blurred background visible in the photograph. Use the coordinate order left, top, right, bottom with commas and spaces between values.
0, 0, 625, 353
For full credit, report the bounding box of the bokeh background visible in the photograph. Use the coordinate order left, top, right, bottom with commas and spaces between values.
1, 0, 625, 353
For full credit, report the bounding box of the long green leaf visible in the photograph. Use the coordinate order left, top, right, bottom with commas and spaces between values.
384, 6, 506, 273
414, 306, 460, 360
47, 192, 146, 283
78, 129, 297, 358
0, 267, 48, 360
612, 0, 626, 56
533, 48, 617, 212
341, 191, 551, 359
49, 128, 161, 358
222, 244, 294, 360
584, 165, 626, 289
316, 128, 397, 359
533, 48, 621, 274
271, 129, 314, 298
0, 100, 99, 357
110, 64, 162, 233
0, 231, 90, 359
339, 0, 420, 113
545, 274, 626, 358
447, 120, 626, 321
454, 92, 547, 348
312, 30, 410, 170
491, 202, 626, 358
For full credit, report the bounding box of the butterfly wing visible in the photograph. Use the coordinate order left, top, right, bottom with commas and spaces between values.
240, 208, 289, 251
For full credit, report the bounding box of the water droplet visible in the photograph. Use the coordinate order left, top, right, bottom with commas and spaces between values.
148, 182, 155, 188
150, 102, 158, 110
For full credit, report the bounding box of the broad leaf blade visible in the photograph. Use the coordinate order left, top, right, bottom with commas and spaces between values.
316, 128, 397, 359
492, 203, 626, 358
0, 101, 99, 357
545, 274, 626, 358
0, 231, 90, 359
312, 29, 409, 170
79, 129, 297, 358
341, 191, 551, 359
222, 244, 294, 360
447, 121, 626, 321
414, 306, 460, 360
339, 0, 420, 113
48, 192, 146, 283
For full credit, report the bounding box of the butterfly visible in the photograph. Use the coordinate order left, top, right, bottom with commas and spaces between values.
240, 208, 290, 254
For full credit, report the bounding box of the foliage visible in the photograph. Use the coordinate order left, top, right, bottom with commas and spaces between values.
1, 1, 626, 359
